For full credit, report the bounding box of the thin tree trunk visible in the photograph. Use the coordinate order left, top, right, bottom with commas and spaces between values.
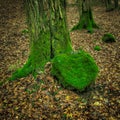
105, 0, 114, 11
72, 0, 98, 33
114, 0, 119, 8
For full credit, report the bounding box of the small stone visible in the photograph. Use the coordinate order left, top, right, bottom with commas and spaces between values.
102, 33, 116, 43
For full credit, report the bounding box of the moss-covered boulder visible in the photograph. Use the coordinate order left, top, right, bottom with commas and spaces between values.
51, 50, 99, 91
102, 33, 116, 43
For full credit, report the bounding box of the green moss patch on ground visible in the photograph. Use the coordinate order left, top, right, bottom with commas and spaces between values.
94, 45, 101, 51
51, 50, 99, 91
102, 33, 116, 43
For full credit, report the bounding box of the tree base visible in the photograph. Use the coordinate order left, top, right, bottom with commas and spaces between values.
9, 58, 34, 81
71, 11, 99, 33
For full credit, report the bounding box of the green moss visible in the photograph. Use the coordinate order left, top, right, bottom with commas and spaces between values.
21, 29, 29, 34
0, 81, 4, 86
9, 32, 51, 81
51, 50, 99, 91
94, 45, 101, 51
102, 33, 116, 43
9, 58, 33, 81
71, 9, 98, 33
30, 32, 51, 70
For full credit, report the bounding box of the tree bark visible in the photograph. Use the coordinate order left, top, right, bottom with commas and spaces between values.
105, 0, 115, 11
114, 0, 119, 8
48, 0, 72, 56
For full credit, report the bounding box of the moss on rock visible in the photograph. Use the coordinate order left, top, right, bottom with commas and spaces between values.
51, 50, 99, 91
102, 33, 116, 43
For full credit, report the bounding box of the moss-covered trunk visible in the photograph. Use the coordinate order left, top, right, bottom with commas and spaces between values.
10, 0, 72, 80
28, 0, 51, 71
72, 0, 98, 33
49, 0, 72, 56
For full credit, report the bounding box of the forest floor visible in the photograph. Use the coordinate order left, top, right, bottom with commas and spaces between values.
0, 0, 120, 120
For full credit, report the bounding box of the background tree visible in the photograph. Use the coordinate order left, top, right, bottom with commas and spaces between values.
10, 0, 72, 80
71, 0, 98, 33
114, 0, 119, 8
105, 0, 119, 11
105, 0, 114, 11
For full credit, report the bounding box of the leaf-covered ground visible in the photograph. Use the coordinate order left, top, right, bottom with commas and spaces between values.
0, 0, 120, 119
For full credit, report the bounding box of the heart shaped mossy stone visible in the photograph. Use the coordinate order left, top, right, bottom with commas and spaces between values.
51, 50, 99, 91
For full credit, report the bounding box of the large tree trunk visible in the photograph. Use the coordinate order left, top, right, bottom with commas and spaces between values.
72, 0, 98, 33
10, 0, 72, 80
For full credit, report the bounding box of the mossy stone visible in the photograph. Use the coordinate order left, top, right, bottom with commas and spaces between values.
102, 33, 115, 43
51, 50, 99, 91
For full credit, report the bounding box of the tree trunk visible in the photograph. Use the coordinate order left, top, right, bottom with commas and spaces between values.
49, 0, 72, 56
10, 0, 72, 80
114, 0, 119, 8
105, 0, 114, 11
71, 0, 98, 33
